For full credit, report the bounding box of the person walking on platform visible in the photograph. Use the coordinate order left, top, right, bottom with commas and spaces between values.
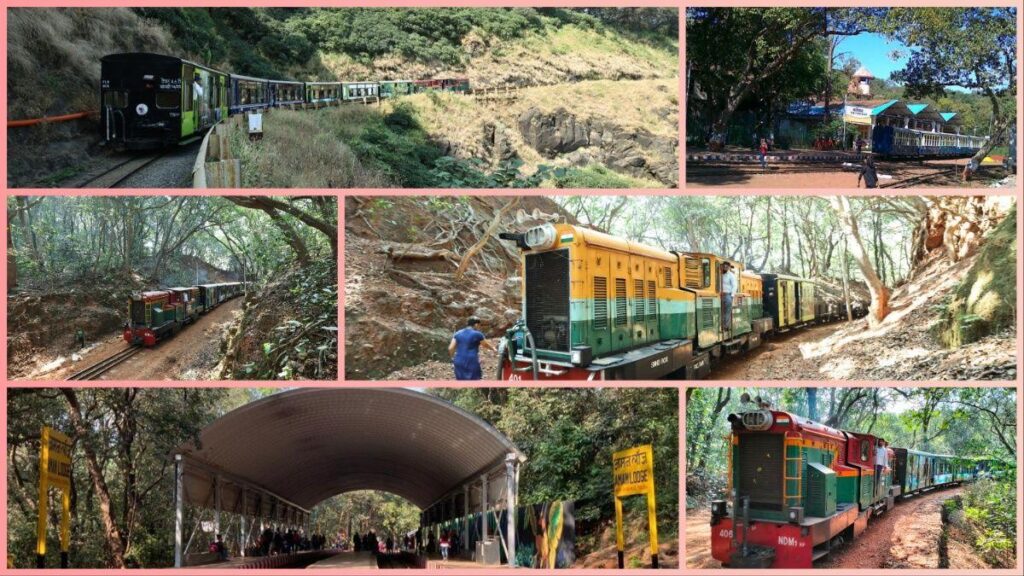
439, 532, 451, 561
758, 138, 769, 171
448, 316, 494, 380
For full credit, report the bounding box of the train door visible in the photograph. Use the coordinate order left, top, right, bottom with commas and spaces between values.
587, 249, 611, 357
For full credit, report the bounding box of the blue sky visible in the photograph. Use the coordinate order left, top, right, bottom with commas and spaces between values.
835, 32, 910, 82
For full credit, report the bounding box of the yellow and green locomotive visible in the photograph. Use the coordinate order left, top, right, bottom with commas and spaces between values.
497, 223, 834, 380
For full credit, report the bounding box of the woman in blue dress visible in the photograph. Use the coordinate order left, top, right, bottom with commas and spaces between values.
448, 316, 494, 380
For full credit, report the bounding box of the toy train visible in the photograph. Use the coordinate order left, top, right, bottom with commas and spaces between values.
123, 282, 244, 346
496, 223, 865, 380
871, 125, 988, 159
100, 53, 469, 149
709, 397, 1005, 568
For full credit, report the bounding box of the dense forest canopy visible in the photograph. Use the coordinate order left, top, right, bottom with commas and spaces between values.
7, 196, 335, 290
6, 387, 678, 568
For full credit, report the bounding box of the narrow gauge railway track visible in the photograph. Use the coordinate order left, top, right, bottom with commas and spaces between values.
74, 151, 166, 188
66, 346, 141, 380
881, 166, 957, 188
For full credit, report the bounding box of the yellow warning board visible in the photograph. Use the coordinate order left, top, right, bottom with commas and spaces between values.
37, 426, 72, 566
612, 444, 658, 568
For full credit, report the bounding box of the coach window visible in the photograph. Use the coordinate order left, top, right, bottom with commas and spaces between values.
155, 92, 179, 109
183, 69, 194, 112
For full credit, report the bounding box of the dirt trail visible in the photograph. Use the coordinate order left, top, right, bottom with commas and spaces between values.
710, 322, 844, 380
687, 487, 962, 569
35, 298, 242, 381
685, 509, 717, 569
822, 487, 962, 569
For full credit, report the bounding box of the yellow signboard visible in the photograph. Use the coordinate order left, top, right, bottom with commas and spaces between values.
37, 426, 72, 568
612, 444, 658, 568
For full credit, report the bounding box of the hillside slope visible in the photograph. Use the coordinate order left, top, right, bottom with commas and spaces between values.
344, 196, 578, 380
7, 7, 677, 187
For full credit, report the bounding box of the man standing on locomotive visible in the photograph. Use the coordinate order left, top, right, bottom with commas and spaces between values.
448, 316, 495, 380
721, 262, 737, 337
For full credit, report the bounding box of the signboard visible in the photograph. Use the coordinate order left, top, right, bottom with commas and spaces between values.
844, 105, 874, 126
37, 426, 72, 568
612, 444, 658, 568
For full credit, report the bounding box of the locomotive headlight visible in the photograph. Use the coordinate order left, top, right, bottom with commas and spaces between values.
740, 409, 774, 431
136, 103, 149, 116
524, 224, 557, 250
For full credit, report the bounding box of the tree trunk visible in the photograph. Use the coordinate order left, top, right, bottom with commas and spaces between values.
61, 389, 127, 568
829, 196, 889, 325
841, 236, 853, 321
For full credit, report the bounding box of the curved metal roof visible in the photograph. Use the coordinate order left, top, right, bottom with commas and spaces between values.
175, 388, 523, 510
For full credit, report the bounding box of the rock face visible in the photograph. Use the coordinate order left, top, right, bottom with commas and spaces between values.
482, 122, 517, 163
517, 107, 591, 157
516, 106, 678, 186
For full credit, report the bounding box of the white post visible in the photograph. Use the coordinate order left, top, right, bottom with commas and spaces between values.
505, 454, 519, 567
480, 475, 489, 542
463, 485, 470, 552
174, 455, 184, 568
214, 475, 222, 547
239, 488, 247, 557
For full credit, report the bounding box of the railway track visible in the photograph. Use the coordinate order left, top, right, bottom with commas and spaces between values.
66, 346, 141, 380
880, 166, 957, 188
75, 151, 166, 188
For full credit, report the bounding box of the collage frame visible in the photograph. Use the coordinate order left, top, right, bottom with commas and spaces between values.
1, 0, 1022, 575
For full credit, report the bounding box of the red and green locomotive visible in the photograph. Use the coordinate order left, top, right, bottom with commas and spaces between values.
710, 396, 983, 568
123, 282, 243, 346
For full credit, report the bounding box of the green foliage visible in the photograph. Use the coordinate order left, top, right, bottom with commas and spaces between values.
312, 491, 420, 543
550, 165, 657, 188
936, 205, 1016, 347
433, 388, 679, 541
959, 475, 1018, 566
6, 388, 233, 568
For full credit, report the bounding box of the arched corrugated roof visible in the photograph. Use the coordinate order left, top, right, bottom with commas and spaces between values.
174, 388, 523, 510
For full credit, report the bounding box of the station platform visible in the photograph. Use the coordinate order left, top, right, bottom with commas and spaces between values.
307, 551, 378, 569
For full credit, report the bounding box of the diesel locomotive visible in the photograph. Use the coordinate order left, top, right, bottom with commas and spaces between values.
100, 52, 470, 149
496, 223, 857, 380
123, 282, 244, 346
709, 395, 993, 568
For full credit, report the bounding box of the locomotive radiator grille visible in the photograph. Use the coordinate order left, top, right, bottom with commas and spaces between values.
593, 277, 608, 330
634, 279, 646, 320
647, 280, 657, 320
614, 278, 628, 326
524, 251, 570, 352
736, 434, 784, 511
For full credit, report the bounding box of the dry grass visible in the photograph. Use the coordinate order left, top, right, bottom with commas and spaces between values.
230, 108, 394, 188
383, 78, 678, 179
317, 23, 679, 90
7, 8, 176, 119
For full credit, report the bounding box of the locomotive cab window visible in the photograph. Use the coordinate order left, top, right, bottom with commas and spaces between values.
860, 440, 870, 461
701, 258, 711, 289
155, 92, 179, 109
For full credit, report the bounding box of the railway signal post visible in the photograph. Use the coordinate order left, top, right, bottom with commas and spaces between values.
612, 444, 658, 569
